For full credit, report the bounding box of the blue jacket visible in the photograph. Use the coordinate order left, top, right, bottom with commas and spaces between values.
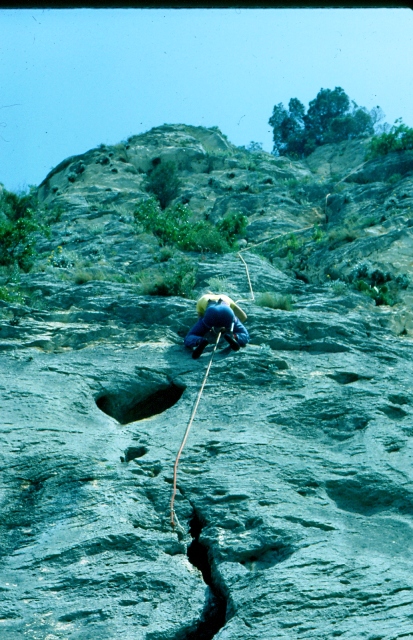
184, 316, 250, 348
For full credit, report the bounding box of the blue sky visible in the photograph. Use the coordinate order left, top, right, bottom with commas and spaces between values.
1, 7, 412, 192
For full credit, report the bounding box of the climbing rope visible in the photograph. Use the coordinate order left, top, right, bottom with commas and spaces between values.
237, 252, 255, 302
234, 225, 315, 305
170, 153, 371, 531
170, 330, 222, 529
325, 193, 331, 217
237, 224, 315, 256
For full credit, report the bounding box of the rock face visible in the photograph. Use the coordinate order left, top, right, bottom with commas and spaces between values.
1, 125, 413, 639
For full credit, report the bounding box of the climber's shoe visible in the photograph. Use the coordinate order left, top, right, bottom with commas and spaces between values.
192, 338, 208, 359
224, 333, 240, 351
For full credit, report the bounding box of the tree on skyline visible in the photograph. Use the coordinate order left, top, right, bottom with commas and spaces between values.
269, 87, 385, 158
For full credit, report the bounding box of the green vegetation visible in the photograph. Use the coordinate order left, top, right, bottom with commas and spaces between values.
354, 278, 394, 306
0, 284, 25, 304
0, 186, 45, 271
326, 227, 358, 251
248, 229, 307, 269
145, 159, 180, 209
138, 258, 196, 298
216, 211, 248, 246
0, 185, 61, 274
74, 269, 107, 285
349, 263, 410, 306
204, 276, 238, 296
70, 266, 131, 285
269, 87, 381, 158
387, 173, 403, 185
366, 119, 413, 159
269, 232, 304, 260
154, 246, 175, 263
257, 292, 293, 311
181, 222, 230, 253
330, 280, 348, 296
312, 225, 324, 242
134, 197, 247, 253
134, 198, 188, 246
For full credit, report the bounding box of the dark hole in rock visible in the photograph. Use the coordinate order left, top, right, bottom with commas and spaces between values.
327, 372, 360, 384
96, 382, 185, 425
385, 441, 403, 453
124, 446, 148, 462
184, 510, 227, 640
379, 405, 408, 420
388, 394, 410, 406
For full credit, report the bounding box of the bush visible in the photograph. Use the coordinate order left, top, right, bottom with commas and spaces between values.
0, 285, 16, 302
74, 269, 107, 284
139, 259, 196, 298
247, 141, 263, 152
348, 264, 409, 306
0, 186, 45, 271
354, 279, 395, 306
273, 233, 303, 258
216, 212, 247, 246
257, 292, 293, 311
0, 187, 37, 222
134, 198, 190, 246
328, 280, 348, 296
155, 246, 175, 262
0, 213, 38, 270
366, 119, 413, 159
312, 225, 324, 242
145, 159, 180, 209
179, 222, 230, 253
134, 198, 246, 253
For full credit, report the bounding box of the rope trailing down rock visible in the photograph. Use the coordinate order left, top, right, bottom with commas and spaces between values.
237, 224, 315, 256
170, 331, 222, 529
171, 254, 254, 529
237, 252, 255, 302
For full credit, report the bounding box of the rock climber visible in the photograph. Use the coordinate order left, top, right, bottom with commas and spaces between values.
184, 294, 250, 359
195, 292, 247, 323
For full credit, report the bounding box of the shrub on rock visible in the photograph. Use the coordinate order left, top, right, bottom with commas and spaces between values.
0, 186, 43, 271
366, 119, 413, 159
145, 159, 181, 209
134, 198, 246, 253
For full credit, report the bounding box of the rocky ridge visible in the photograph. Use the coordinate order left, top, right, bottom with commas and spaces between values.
1, 124, 413, 639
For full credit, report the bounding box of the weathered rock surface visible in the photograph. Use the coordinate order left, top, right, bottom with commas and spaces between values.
1, 125, 413, 639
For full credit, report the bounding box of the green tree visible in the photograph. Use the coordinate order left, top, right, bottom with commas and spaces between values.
304, 87, 350, 147
0, 186, 43, 271
269, 87, 378, 158
325, 106, 374, 143
145, 159, 180, 209
268, 103, 289, 155
283, 97, 306, 155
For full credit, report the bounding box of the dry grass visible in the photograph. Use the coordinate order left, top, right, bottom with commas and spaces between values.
256, 292, 293, 311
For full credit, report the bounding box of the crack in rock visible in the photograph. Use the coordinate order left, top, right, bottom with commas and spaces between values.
182, 510, 228, 640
